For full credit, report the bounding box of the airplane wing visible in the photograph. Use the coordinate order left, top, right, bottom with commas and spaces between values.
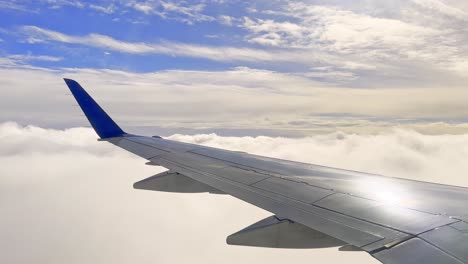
64, 78, 468, 264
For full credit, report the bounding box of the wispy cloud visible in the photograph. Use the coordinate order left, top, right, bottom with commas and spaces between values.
242, 16, 306, 47
36, 0, 120, 14
8, 54, 63, 62
11, 25, 399, 79
242, 4, 453, 61
5, 1, 468, 88
0, 0, 39, 13
410, 0, 468, 22
235, 1, 468, 86
19, 25, 310, 63
218, 15, 235, 26
130, 2, 153, 14
46, 0, 85, 9
127, 1, 215, 24
88, 3, 116, 14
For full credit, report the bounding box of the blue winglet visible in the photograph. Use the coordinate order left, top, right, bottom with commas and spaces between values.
64, 78, 125, 139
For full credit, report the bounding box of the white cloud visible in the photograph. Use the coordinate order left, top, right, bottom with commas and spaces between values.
0, 122, 380, 264
218, 15, 235, 26
309, 6, 437, 51
1, 61, 468, 135
168, 130, 468, 186
304, 69, 357, 82
17, 0, 468, 87
33, 0, 118, 14
21, 26, 454, 84
131, 2, 154, 14
45, 0, 85, 9
20, 26, 352, 69
8, 54, 63, 62
0, 57, 18, 66
6, 1, 468, 86
243, 4, 447, 59
89, 3, 116, 14
242, 16, 306, 47
19, 25, 287, 63
127, 1, 215, 24
411, 0, 468, 21
3, 122, 468, 263
0, 0, 38, 13
441, 0, 468, 12
238, 2, 468, 84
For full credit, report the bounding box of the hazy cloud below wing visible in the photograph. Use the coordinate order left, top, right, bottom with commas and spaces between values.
0, 122, 379, 264
2, 123, 468, 264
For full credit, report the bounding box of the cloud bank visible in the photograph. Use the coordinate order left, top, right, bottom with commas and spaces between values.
2, 122, 468, 264
168, 130, 468, 187
0, 122, 380, 264
2, 60, 468, 136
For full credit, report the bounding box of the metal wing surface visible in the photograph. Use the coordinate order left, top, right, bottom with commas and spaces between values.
64, 79, 468, 264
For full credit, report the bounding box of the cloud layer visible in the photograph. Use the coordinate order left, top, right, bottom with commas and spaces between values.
2, 1, 468, 137
168, 130, 468, 187
0, 122, 382, 264
2, 60, 468, 135
3, 122, 468, 263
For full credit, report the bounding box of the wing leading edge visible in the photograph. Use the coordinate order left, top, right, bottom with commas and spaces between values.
64, 79, 468, 264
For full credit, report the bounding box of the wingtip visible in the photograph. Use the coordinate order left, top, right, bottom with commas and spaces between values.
63, 78, 125, 139
63, 78, 77, 85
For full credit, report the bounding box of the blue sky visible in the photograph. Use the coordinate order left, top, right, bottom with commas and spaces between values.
2, 0, 465, 84
0, 1, 251, 71
1, 0, 468, 135
1, 0, 313, 73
